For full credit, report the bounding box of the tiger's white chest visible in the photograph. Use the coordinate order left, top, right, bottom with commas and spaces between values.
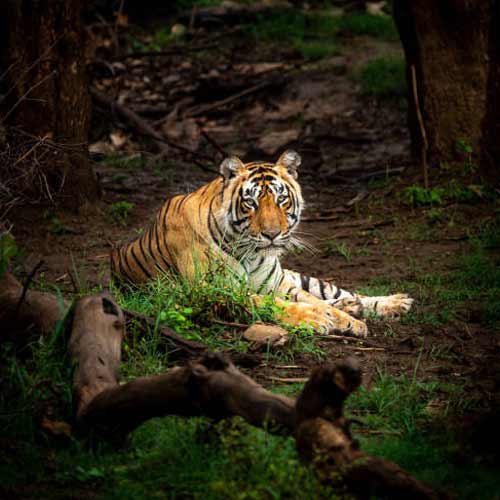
241, 253, 283, 294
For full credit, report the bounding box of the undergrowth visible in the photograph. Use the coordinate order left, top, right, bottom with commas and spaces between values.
2, 334, 495, 499
112, 262, 324, 375
339, 12, 399, 41
356, 56, 407, 99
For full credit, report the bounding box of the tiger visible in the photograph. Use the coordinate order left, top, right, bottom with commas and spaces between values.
110, 150, 413, 337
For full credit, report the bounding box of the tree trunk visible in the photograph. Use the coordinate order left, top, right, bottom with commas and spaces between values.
393, 0, 500, 184
0, 0, 100, 209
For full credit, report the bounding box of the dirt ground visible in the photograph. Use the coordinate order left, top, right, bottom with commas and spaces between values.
6, 5, 499, 420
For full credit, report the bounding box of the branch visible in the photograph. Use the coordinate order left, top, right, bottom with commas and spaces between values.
0, 271, 68, 343
90, 89, 219, 175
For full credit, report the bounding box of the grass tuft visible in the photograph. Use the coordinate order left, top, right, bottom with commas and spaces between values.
357, 56, 407, 99
339, 13, 400, 41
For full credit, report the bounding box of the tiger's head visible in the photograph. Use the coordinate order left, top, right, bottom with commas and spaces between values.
219, 150, 304, 253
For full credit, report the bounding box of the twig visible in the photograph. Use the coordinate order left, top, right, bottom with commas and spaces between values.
317, 335, 384, 349
344, 346, 385, 352
267, 376, 308, 384
14, 260, 44, 319
200, 128, 228, 158
212, 319, 249, 329
0, 35, 61, 105
185, 78, 282, 118
113, 0, 125, 58
410, 65, 429, 189
2, 71, 57, 122
114, 43, 219, 61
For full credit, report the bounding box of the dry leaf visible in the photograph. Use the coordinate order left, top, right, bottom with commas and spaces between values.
110, 131, 127, 150
41, 417, 72, 437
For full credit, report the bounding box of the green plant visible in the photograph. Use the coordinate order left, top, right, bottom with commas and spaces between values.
339, 12, 399, 41
244, 9, 340, 60
294, 39, 338, 60
403, 186, 445, 207
0, 231, 17, 278
426, 207, 446, 224
402, 182, 483, 208
455, 138, 477, 175
322, 240, 352, 261
42, 209, 73, 236
109, 201, 135, 226
102, 153, 148, 171
357, 56, 407, 99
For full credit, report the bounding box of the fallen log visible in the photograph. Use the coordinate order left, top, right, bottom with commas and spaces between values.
69, 293, 293, 436
294, 362, 447, 500
69, 292, 446, 499
0, 271, 69, 343
0, 271, 207, 359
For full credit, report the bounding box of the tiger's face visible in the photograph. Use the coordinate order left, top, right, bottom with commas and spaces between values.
220, 150, 304, 252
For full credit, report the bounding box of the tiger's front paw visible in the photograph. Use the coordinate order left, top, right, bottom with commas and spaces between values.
322, 306, 368, 337
277, 302, 368, 337
361, 293, 414, 319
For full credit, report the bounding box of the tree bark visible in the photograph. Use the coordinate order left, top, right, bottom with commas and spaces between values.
0, 0, 100, 209
393, 0, 500, 184
0, 271, 68, 343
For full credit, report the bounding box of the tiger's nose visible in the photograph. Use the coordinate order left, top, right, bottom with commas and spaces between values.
262, 229, 281, 241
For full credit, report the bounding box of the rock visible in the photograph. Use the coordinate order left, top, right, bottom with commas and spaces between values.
243, 323, 288, 347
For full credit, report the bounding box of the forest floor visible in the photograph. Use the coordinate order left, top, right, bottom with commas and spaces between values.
2, 3, 500, 500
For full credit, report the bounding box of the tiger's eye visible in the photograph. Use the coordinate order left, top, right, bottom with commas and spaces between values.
277, 195, 286, 204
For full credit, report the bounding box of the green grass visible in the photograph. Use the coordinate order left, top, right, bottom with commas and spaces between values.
112, 263, 324, 372
322, 240, 352, 261
339, 12, 399, 41
244, 9, 339, 60
109, 201, 135, 227
102, 153, 148, 171
346, 369, 500, 499
402, 182, 486, 208
356, 56, 407, 99
2, 334, 497, 499
362, 216, 500, 328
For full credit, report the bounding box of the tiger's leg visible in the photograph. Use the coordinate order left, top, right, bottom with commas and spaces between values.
283, 270, 413, 319
271, 277, 368, 337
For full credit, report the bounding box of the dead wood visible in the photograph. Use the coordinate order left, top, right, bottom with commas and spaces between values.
69, 295, 293, 435
1, 279, 444, 498
69, 292, 444, 499
0, 271, 68, 343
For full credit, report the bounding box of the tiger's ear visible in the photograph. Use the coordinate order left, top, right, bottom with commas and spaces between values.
276, 150, 301, 179
220, 156, 245, 180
